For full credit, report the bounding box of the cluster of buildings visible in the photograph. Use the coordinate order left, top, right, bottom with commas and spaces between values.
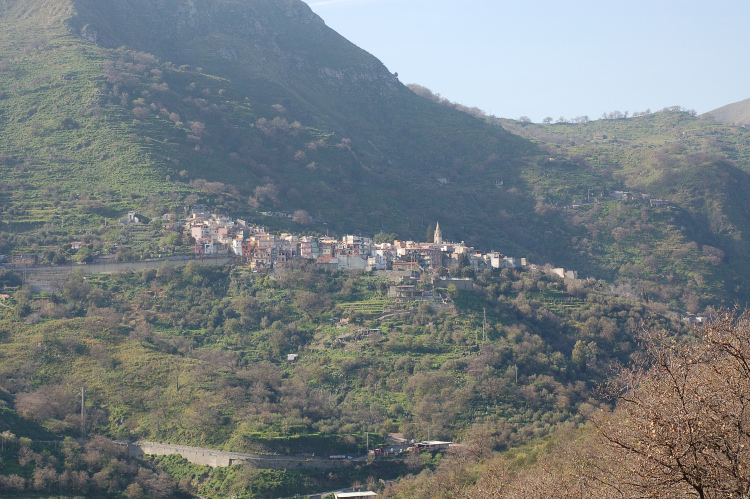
182, 208, 528, 274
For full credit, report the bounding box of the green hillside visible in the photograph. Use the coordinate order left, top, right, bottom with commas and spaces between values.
5, 3, 750, 495
0, 0, 537, 261
0, 262, 686, 497
495, 110, 750, 310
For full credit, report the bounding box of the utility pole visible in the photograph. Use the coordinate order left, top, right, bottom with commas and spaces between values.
80, 387, 85, 437
483, 308, 487, 342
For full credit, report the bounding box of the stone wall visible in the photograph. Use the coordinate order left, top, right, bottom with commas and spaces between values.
128, 441, 347, 470
129, 441, 235, 467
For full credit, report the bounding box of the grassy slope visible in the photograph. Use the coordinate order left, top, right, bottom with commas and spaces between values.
64, 0, 537, 237
0, 0, 188, 258
0, 0, 178, 193
499, 111, 750, 309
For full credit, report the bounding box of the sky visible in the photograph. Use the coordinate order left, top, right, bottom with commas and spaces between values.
301, 0, 750, 123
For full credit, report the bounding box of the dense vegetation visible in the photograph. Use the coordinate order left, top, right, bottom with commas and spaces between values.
0, 435, 187, 498
2, 0, 750, 496
384, 312, 750, 499
0, 433, 400, 498
0, 260, 687, 496
501, 110, 750, 310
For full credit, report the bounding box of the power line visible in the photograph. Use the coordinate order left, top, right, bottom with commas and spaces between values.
81, 386, 85, 437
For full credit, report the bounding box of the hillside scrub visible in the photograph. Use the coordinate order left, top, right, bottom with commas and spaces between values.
1, 2, 748, 495
0, 435, 184, 497
0, 0, 538, 268
500, 110, 750, 310
0, 263, 686, 450
385, 311, 750, 498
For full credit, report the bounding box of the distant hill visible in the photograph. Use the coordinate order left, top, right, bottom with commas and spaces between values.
499, 110, 750, 309
701, 97, 750, 126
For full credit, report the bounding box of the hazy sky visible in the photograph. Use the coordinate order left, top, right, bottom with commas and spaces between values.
301, 0, 749, 122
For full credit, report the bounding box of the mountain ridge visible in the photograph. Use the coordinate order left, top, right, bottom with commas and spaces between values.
0, 0, 538, 250
702, 96, 750, 126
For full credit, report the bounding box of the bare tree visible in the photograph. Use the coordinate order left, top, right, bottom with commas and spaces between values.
292, 210, 312, 225
596, 311, 750, 498
451, 312, 750, 498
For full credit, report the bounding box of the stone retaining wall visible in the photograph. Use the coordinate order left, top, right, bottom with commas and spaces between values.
128, 441, 346, 470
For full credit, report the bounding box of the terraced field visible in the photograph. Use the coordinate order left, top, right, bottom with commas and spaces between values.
338, 298, 390, 315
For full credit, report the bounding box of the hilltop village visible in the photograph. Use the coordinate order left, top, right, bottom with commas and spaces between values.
175, 206, 539, 277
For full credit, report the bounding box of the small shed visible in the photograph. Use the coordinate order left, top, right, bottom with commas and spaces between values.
119, 211, 147, 225
388, 285, 423, 300
287, 353, 299, 362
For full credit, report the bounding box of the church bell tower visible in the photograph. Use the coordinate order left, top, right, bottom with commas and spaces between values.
434, 221, 443, 245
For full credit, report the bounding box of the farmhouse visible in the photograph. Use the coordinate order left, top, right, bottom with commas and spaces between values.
119, 211, 146, 225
